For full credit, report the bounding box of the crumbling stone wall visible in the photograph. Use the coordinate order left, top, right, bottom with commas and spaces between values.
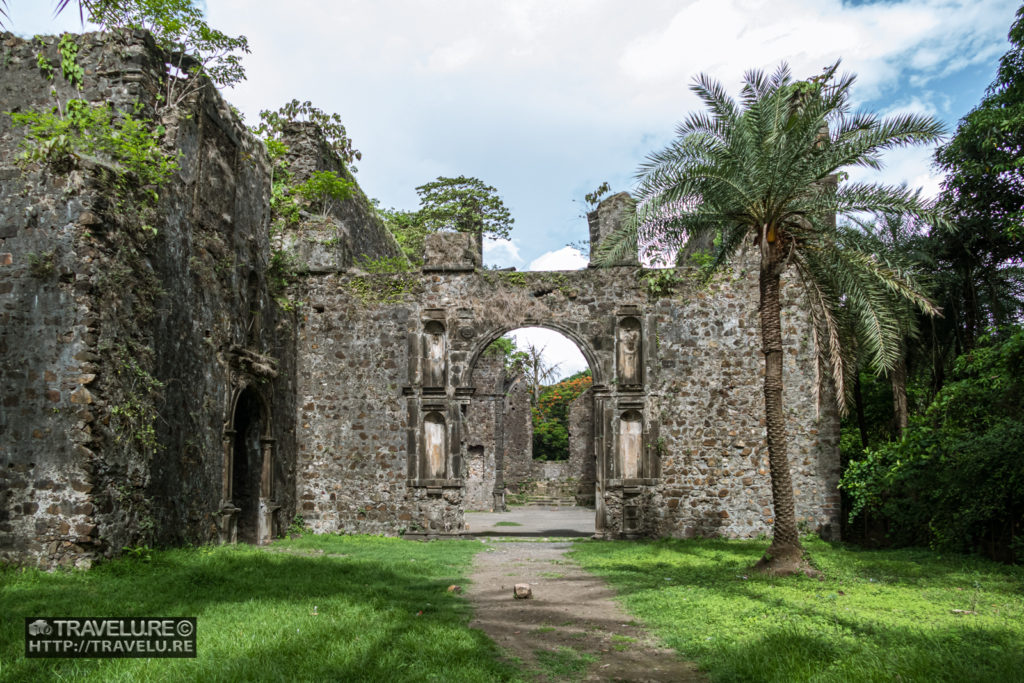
0, 31, 297, 567
273, 123, 401, 273
460, 360, 532, 511
500, 375, 534, 494
290, 225, 840, 539
462, 353, 503, 510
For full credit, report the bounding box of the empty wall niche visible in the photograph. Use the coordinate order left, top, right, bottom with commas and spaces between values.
423, 321, 446, 388
619, 410, 643, 479
423, 411, 447, 479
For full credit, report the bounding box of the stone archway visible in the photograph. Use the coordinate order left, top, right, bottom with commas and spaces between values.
294, 228, 842, 542
219, 385, 278, 544
460, 325, 602, 535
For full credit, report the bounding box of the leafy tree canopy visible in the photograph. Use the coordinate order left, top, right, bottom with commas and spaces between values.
415, 175, 514, 242
532, 369, 592, 461
931, 6, 1024, 349
254, 99, 361, 172
840, 326, 1024, 562
87, 0, 249, 111
375, 204, 428, 265
482, 336, 530, 376
936, 5, 1024, 243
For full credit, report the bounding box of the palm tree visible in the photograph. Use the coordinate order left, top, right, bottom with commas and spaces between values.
603, 63, 944, 574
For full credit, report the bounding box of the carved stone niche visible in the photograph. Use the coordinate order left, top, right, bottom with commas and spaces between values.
616, 316, 643, 387
423, 321, 446, 390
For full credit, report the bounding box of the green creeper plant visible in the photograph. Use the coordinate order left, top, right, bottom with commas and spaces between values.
10, 98, 178, 209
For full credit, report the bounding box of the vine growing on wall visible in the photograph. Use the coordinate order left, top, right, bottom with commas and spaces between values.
9, 33, 180, 236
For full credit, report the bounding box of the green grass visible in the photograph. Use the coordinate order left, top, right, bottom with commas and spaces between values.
493, 521, 523, 527
533, 646, 596, 679
570, 537, 1024, 682
0, 536, 520, 682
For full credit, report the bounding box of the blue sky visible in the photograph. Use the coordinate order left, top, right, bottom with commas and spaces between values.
6, 0, 1019, 378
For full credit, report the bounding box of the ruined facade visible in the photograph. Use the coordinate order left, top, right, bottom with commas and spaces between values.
1, 31, 841, 568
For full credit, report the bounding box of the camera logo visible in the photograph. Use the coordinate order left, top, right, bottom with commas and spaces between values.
28, 620, 52, 636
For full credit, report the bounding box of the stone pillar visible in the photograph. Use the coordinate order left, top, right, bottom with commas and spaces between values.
257, 437, 278, 544
587, 192, 638, 266
592, 390, 610, 536
218, 430, 237, 544
221, 429, 234, 503
492, 385, 507, 512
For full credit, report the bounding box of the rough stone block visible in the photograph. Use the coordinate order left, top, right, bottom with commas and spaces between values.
422, 232, 481, 271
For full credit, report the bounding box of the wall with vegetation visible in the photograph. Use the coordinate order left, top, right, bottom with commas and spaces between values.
291, 245, 840, 540
0, 31, 296, 567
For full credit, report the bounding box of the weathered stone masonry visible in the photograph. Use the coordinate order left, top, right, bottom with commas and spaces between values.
1, 30, 840, 567
0, 31, 303, 567
293, 230, 841, 540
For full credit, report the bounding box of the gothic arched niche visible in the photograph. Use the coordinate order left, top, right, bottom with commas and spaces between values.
619, 410, 643, 479
617, 317, 642, 387
423, 411, 447, 479
423, 321, 446, 388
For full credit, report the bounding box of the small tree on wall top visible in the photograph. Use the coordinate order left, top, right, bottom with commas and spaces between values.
255, 99, 362, 172
415, 175, 514, 252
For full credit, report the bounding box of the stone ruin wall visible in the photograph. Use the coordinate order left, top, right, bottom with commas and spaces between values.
0, 31, 306, 566
498, 376, 534, 494
568, 388, 596, 506
291, 230, 841, 540
461, 352, 503, 511
0, 29, 841, 567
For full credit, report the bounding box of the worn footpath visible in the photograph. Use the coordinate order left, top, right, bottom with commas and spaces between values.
466, 539, 704, 682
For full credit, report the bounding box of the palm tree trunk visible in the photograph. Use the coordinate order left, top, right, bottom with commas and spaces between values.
890, 355, 908, 437
754, 251, 805, 573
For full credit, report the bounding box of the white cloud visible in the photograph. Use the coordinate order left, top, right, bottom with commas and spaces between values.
508, 327, 589, 382
483, 238, 523, 267
528, 247, 589, 271
618, 0, 1015, 105
848, 145, 944, 199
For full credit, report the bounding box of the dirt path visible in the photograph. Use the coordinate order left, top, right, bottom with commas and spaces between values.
467, 540, 704, 682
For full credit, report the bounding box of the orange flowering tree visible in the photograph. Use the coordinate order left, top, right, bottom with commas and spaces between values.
532, 370, 592, 460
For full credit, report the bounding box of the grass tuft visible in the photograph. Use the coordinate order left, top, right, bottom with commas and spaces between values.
534, 645, 596, 678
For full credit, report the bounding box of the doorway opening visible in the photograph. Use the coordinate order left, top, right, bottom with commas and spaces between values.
231, 387, 263, 544
462, 327, 597, 535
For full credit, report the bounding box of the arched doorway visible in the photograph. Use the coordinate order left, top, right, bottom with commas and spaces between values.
460, 326, 598, 535
220, 385, 277, 544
